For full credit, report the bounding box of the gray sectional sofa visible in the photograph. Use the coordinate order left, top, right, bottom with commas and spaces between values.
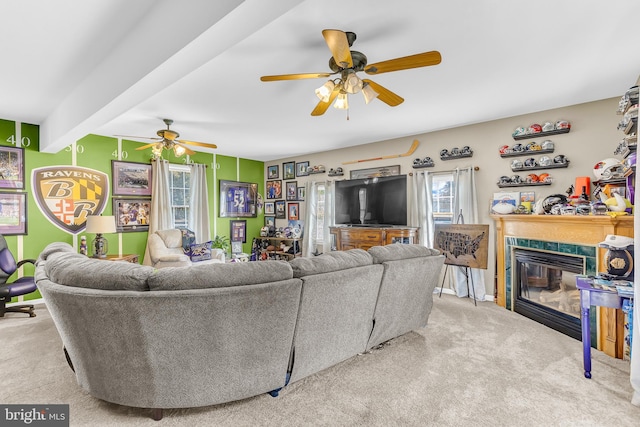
35, 242, 444, 420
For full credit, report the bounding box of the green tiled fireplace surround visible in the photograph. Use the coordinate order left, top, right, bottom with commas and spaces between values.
504, 236, 597, 311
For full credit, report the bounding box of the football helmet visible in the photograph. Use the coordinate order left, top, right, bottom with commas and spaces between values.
542, 122, 555, 132
511, 159, 523, 169
538, 156, 553, 166
512, 143, 525, 152
499, 145, 510, 154
513, 127, 527, 136
440, 149, 449, 158
526, 173, 539, 183
555, 120, 571, 129
524, 157, 537, 167
528, 124, 542, 134
526, 142, 542, 151
553, 154, 568, 164
593, 158, 622, 180
541, 140, 555, 150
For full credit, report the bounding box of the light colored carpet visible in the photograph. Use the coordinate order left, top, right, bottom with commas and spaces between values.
1, 294, 639, 426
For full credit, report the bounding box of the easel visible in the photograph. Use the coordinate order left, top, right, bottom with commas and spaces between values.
438, 210, 477, 306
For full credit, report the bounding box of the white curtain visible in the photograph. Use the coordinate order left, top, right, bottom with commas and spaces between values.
409, 171, 434, 247
188, 163, 210, 243
143, 159, 172, 265
630, 173, 640, 405
451, 167, 486, 301
302, 180, 335, 256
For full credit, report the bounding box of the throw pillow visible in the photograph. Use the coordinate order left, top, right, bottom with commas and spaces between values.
190, 241, 213, 262
180, 228, 196, 256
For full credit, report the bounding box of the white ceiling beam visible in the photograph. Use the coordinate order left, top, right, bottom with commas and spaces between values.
39, 0, 304, 153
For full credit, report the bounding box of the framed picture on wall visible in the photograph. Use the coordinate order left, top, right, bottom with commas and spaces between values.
297, 186, 305, 201
219, 180, 258, 217
275, 200, 286, 219
112, 197, 151, 232
265, 216, 275, 227
283, 161, 295, 180
267, 165, 279, 179
0, 192, 27, 235
296, 161, 309, 177
230, 220, 247, 243
266, 180, 282, 199
288, 202, 299, 220
111, 160, 152, 196
264, 202, 275, 215
286, 181, 297, 200
0, 146, 25, 189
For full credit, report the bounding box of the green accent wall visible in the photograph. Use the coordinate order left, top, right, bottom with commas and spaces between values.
0, 118, 264, 303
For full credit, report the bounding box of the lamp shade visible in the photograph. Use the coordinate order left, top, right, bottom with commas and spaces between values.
86, 215, 116, 234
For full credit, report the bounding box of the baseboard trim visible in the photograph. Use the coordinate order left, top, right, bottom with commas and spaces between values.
434, 287, 494, 302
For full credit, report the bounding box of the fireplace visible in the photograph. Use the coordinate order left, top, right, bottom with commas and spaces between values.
492, 215, 633, 358
513, 248, 584, 340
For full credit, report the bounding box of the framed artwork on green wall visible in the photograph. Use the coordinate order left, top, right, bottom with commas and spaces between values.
112, 160, 152, 196
113, 198, 151, 232
0, 146, 25, 189
219, 180, 258, 218
0, 191, 27, 235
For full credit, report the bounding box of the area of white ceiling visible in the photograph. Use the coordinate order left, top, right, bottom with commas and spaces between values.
1, 0, 639, 161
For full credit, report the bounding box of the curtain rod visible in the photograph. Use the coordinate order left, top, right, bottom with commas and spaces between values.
409, 166, 479, 176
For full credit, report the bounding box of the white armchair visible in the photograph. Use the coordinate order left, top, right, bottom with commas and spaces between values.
147, 229, 225, 268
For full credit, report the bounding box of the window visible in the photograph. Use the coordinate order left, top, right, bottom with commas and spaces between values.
432, 173, 454, 224
169, 165, 191, 228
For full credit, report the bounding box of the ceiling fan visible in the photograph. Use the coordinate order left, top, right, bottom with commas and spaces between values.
260, 29, 441, 116
116, 119, 217, 157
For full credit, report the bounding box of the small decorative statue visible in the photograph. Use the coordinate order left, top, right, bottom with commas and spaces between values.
79, 236, 88, 256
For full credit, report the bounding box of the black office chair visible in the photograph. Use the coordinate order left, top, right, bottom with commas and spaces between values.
0, 235, 37, 317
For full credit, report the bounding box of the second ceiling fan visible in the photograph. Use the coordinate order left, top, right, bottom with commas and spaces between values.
260, 29, 441, 116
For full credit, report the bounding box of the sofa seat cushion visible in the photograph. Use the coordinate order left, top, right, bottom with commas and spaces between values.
289, 249, 372, 278
368, 244, 441, 264
147, 260, 294, 291
42, 250, 153, 291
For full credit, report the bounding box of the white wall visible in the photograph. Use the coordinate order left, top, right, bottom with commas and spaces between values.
267, 96, 624, 297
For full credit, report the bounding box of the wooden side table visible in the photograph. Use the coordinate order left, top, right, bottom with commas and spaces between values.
102, 254, 139, 264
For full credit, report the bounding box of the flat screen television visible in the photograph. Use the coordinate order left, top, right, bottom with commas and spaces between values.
334, 174, 408, 226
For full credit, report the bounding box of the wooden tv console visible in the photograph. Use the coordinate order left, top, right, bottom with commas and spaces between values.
329, 226, 419, 251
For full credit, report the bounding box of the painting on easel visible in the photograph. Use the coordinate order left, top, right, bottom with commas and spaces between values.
434, 224, 489, 269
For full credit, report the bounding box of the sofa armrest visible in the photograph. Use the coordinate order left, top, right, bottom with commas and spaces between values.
155, 254, 191, 269
211, 249, 225, 263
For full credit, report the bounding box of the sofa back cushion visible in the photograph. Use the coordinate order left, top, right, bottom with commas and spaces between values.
147, 260, 294, 291
368, 244, 441, 263
42, 250, 153, 291
289, 249, 372, 278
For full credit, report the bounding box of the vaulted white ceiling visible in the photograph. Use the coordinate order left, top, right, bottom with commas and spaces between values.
1, 0, 639, 161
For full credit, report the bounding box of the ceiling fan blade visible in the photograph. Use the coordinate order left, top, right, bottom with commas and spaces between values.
362, 79, 404, 106
311, 87, 340, 116
175, 142, 196, 156
322, 29, 353, 68
115, 135, 162, 141
135, 142, 159, 151
261, 72, 332, 82
364, 51, 442, 75
177, 139, 217, 149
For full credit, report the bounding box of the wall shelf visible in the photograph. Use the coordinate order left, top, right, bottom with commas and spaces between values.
511, 162, 569, 172
512, 128, 570, 140
497, 181, 552, 188
500, 148, 554, 158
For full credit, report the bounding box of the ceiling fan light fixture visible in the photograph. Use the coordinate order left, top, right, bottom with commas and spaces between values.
173, 144, 186, 157
342, 70, 363, 94
315, 80, 335, 102
333, 91, 349, 110
361, 82, 379, 104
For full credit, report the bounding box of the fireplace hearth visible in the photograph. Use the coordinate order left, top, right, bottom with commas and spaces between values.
513, 249, 584, 340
